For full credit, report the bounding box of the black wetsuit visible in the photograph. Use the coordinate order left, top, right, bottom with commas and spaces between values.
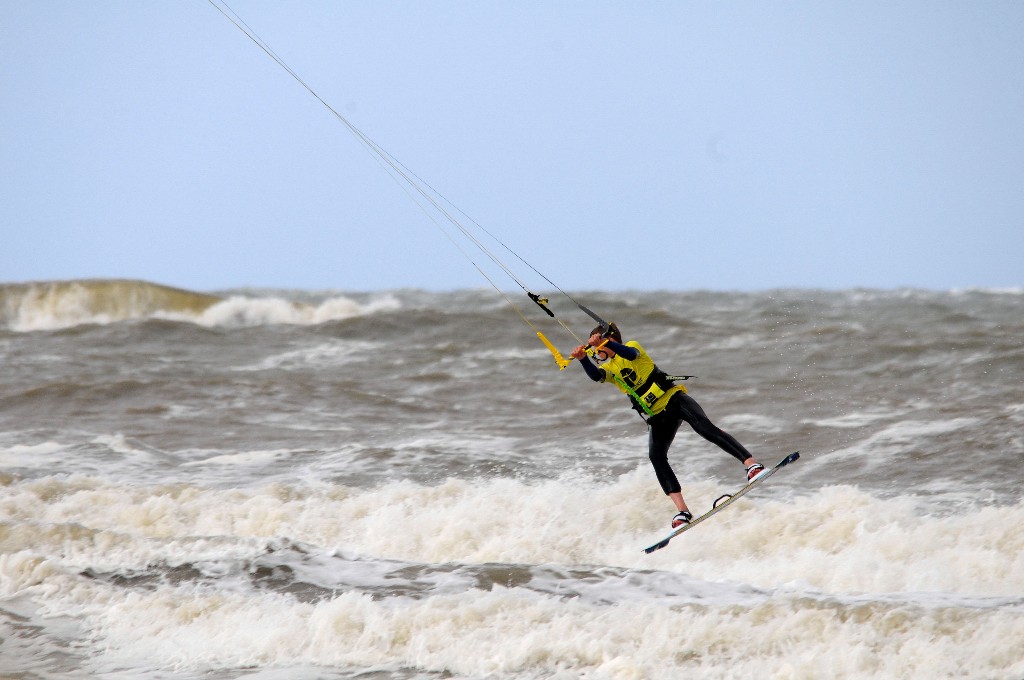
580, 340, 752, 495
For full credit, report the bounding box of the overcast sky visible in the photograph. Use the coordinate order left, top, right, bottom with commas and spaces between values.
3, 1, 1022, 293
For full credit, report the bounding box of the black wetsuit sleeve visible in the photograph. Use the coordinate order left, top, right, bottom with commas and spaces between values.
604, 340, 639, 360
578, 356, 604, 382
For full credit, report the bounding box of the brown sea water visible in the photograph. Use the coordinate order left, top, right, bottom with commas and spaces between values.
1, 280, 1022, 679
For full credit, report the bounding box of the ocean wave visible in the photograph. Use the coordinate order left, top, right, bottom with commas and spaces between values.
0, 279, 399, 331
2, 471, 1020, 598
1, 471, 1022, 679
951, 286, 1024, 296
5, 561, 1018, 680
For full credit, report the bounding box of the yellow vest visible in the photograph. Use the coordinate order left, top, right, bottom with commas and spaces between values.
598, 340, 686, 416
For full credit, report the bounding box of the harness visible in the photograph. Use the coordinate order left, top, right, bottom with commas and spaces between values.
612, 366, 678, 417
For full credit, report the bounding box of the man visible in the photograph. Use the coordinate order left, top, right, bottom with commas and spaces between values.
570, 323, 767, 529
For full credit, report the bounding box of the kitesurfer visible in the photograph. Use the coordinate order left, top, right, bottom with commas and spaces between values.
570, 323, 767, 529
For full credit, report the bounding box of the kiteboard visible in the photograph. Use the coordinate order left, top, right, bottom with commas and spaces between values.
642, 451, 800, 554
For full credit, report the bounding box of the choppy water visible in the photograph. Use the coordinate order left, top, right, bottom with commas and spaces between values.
1, 279, 1022, 679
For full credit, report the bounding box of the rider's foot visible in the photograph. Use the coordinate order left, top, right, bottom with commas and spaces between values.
671, 510, 693, 528
745, 462, 767, 482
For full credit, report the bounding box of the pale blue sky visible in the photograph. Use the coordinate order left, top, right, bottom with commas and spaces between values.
2, 1, 1022, 292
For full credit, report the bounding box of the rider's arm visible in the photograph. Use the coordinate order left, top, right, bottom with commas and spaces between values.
578, 356, 604, 382
604, 340, 639, 360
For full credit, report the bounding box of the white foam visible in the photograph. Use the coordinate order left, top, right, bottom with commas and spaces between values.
3, 471, 1024, 678
236, 339, 382, 371
6, 567, 1022, 679
3, 471, 1021, 598
804, 410, 893, 429
188, 293, 399, 327
0, 441, 66, 468
704, 331, 762, 350
182, 450, 297, 467
831, 417, 982, 460
1, 280, 400, 331
718, 412, 786, 434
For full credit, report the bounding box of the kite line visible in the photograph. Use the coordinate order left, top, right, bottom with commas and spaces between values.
207, 0, 613, 367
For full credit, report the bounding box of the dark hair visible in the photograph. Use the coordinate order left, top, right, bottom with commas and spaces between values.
590, 322, 621, 343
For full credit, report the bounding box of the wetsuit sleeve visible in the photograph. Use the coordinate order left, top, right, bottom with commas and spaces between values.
578, 356, 604, 382
604, 340, 639, 360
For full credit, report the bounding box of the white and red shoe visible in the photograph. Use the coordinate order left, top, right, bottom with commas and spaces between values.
745, 462, 768, 483
671, 510, 693, 529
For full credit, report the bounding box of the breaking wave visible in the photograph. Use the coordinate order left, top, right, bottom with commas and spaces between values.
0, 279, 399, 331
